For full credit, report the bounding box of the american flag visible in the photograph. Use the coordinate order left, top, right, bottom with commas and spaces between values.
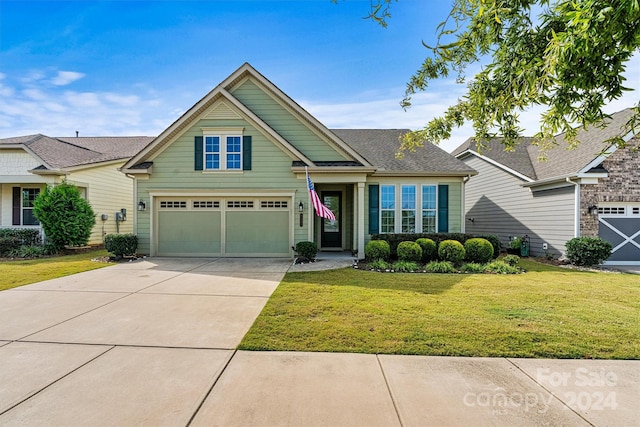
306, 171, 336, 221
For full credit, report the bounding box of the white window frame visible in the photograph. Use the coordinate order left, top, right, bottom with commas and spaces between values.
202, 127, 243, 171
22, 187, 40, 226
401, 185, 416, 233
421, 185, 437, 233
380, 185, 395, 233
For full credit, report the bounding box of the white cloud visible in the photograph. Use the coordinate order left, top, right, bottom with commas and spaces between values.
51, 70, 85, 86
104, 93, 139, 106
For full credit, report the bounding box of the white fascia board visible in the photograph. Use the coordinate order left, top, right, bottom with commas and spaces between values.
459, 150, 534, 182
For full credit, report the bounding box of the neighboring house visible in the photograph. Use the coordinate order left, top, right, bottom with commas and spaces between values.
121, 63, 476, 258
452, 108, 640, 265
0, 134, 153, 244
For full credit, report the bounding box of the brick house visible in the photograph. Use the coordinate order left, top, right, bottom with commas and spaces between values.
452, 108, 639, 265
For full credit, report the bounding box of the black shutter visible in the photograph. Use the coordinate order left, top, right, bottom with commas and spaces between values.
368, 184, 379, 234
12, 187, 21, 225
438, 184, 449, 232
242, 136, 252, 170
194, 136, 203, 171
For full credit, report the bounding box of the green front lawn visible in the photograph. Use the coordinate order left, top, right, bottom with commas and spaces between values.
240, 259, 640, 359
0, 249, 112, 291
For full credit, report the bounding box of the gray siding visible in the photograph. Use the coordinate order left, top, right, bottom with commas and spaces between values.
462, 155, 576, 256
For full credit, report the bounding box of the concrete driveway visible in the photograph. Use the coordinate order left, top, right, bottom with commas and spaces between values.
1, 257, 638, 426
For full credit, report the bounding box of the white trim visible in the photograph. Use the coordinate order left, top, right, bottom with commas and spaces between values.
456, 150, 533, 182
603, 261, 640, 266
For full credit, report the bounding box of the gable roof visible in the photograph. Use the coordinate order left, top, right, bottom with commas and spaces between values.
333, 129, 477, 176
452, 108, 636, 182
0, 134, 153, 171
123, 63, 372, 170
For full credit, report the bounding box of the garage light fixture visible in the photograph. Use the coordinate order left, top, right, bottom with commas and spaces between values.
298, 201, 304, 212
587, 205, 598, 215
138, 200, 146, 211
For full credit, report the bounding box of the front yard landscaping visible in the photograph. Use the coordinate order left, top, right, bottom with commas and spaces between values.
240, 259, 640, 359
0, 249, 112, 291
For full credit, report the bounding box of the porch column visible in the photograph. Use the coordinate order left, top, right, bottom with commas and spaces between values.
357, 182, 365, 259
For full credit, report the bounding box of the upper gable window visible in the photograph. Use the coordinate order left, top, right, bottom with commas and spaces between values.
204, 133, 242, 171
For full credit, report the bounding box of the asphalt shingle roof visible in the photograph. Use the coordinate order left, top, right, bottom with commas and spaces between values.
452, 108, 635, 181
0, 134, 154, 169
331, 129, 477, 175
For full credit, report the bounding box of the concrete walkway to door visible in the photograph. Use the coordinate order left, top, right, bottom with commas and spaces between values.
0, 257, 638, 426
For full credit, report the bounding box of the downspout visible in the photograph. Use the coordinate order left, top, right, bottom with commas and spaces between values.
461, 175, 471, 233
566, 177, 580, 237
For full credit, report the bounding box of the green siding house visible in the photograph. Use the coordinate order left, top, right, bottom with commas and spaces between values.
121, 63, 477, 258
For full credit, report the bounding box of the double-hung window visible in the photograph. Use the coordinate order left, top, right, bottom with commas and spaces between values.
401, 185, 416, 232
22, 188, 40, 225
380, 185, 395, 233
203, 132, 242, 171
422, 185, 437, 233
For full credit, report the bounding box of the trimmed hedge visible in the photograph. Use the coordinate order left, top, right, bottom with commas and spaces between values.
397, 241, 422, 262
464, 238, 494, 263
365, 240, 391, 261
0, 229, 42, 256
416, 238, 437, 262
371, 232, 500, 257
104, 233, 138, 257
295, 241, 318, 260
438, 240, 466, 265
565, 237, 612, 266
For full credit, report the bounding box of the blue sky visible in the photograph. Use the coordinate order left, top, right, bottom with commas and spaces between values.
1, 0, 638, 152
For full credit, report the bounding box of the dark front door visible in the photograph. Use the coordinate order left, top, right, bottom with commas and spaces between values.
321, 191, 341, 248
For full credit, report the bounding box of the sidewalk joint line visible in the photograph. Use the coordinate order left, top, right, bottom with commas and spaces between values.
505, 358, 596, 427
376, 354, 405, 427
186, 348, 238, 426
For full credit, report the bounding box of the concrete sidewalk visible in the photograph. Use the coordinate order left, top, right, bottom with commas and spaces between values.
0, 258, 638, 426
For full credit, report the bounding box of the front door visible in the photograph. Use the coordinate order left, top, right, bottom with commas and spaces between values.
321, 191, 341, 248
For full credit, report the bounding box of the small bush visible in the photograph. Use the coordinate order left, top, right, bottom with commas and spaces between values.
392, 261, 420, 272
397, 241, 422, 262
295, 241, 318, 260
460, 262, 486, 273
368, 259, 390, 271
509, 237, 522, 250
9, 245, 51, 259
416, 238, 437, 262
464, 238, 494, 263
484, 261, 520, 274
475, 234, 501, 258
424, 260, 457, 273
502, 255, 520, 267
438, 240, 466, 265
0, 229, 42, 256
365, 240, 391, 261
104, 233, 138, 257
565, 237, 612, 266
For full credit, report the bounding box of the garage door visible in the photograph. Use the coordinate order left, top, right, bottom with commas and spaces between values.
156, 197, 291, 257
598, 204, 640, 265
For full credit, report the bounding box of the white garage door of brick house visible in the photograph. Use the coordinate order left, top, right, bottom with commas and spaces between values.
598, 203, 640, 265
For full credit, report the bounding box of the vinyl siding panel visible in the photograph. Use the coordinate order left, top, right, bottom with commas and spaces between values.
136, 118, 308, 255
0, 150, 41, 175
462, 155, 576, 256
230, 79, 349, 162
70, 161, 135, 244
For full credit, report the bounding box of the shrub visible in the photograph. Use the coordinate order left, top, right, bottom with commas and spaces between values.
33, 181, 95, 251
365, 240, 391, 261
295, 241, 318, 260
464, 238, 494, 263
0, 229, 42, 256
392, 261, 420, 272
565, 237, 612, 266
438, 240, 466, 265
368, 259, 390, 271
371, 233, 468, 256
502, 255, 520, 267
424, 260, 457, 273
397, 241, 422, 262
416, 238, 437, 262
104, 233, 138, 257
9, 245, 51, 259
460, 262, 486, 273
509, 237, 522, 250
484, 261, 520, 274
474, 234, 501, 258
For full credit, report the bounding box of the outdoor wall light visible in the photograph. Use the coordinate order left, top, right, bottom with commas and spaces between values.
138, 200, 146, 211
298, 201, 304, 212
587, 205, 598, 215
